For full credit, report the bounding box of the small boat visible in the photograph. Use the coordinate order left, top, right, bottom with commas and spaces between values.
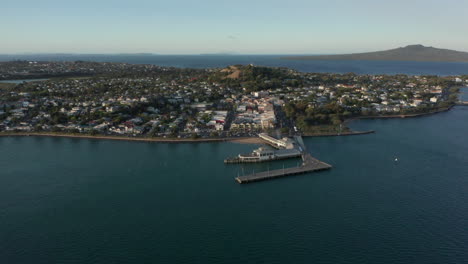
394, 158, 398, 162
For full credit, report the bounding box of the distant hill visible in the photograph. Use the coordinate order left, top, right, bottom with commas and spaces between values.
283, 45, 468, 62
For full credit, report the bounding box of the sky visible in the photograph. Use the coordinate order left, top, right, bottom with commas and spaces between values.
2, 0, 468, 54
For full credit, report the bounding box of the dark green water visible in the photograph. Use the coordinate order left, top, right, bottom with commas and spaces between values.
1, 108, 468, 263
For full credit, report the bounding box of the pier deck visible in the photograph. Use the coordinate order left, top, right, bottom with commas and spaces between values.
235, 154, 331, 184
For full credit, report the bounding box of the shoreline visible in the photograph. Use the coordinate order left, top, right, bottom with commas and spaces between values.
305, 106, 454, 137
344, 106, 453, 124
0, 132, 263, 144
302, 130, 375, 137
0, 106, 458, 143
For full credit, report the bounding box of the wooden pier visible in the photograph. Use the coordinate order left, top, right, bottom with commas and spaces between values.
235, 153, 332, 184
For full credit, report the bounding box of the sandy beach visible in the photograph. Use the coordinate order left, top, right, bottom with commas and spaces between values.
0, 132, 264, 144
229, 137, 265, 144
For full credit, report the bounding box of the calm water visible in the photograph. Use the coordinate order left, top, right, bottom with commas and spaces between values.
0, 79, 49, 84
460, 87, 468, 101
2, 54, 468, 75
1, 108, 468, 262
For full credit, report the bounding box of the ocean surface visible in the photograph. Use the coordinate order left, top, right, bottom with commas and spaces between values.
1, 90, 467, 263
0, 79, 49, 84
2, 54, 468, 75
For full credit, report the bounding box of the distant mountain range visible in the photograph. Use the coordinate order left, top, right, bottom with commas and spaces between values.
283, 45, 468, 62
0, 53, 157, 56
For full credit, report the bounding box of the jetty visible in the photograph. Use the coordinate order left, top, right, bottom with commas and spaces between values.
235, 153, 331, 184
224, 133, 303, 164
233, 134, 332, 184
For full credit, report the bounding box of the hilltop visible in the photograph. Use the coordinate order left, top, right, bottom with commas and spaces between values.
283, 45, 468, 62
210, 64, 301, 91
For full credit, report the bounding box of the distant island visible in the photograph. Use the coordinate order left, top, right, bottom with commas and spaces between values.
283, 45, 468, 62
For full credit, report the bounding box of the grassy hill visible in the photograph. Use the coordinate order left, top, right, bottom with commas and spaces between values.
210, 65, 301, 91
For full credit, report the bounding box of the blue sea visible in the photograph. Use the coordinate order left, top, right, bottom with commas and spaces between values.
2, 54, 468, 75
0, 55, 467, 263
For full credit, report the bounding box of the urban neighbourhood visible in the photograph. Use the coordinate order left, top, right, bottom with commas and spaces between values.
1, 61, 466, 138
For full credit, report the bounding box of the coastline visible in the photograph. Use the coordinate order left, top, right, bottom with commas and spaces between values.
344, 106, 453, 124
302, 130, 375, 137
305, 106, 454, 137
0, 107, 458, 143
0, 132, 263, 144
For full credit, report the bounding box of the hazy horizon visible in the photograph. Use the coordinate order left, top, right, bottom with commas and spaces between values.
2, 44, 468, 56
2, 0, 468, 54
